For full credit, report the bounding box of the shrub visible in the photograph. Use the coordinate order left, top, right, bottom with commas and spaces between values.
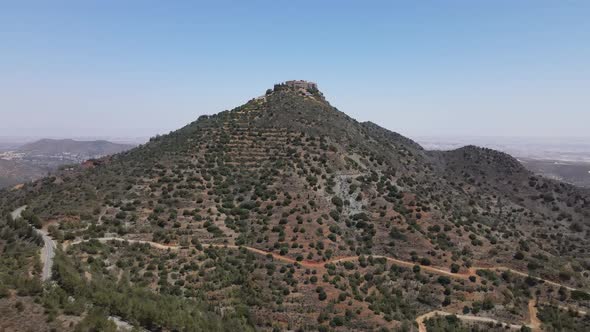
330, 316, 344, 327
419, 258, 431, 266
331, 196, 343, 207
437, 276, 451, 285
571, 290, 590, 301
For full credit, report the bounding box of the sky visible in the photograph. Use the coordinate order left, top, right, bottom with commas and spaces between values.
1, 1, 589, 140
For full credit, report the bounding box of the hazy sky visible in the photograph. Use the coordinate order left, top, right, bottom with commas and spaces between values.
1, 1, 589, 139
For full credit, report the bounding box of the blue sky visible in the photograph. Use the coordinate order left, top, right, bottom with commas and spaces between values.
1, 1, 589, 139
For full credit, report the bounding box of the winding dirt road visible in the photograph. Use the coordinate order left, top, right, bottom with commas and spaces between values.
67, 237, 586, 292
64, 236, 590, 332
478, 267, 578, 292
331, 255, 469, 279
414, 297, 589, 332
66, 237, 179, 250
65, 238, 468, 276
528, 299, 541, 331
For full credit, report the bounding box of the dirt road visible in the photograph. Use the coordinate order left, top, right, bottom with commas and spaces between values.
67, 237, 586, 293
66, 236, 590, 332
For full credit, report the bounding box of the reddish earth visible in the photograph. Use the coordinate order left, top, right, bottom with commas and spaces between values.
67, 237, 583, 292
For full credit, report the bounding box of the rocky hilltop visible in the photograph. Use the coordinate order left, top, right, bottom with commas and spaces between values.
1, 81, 589, 331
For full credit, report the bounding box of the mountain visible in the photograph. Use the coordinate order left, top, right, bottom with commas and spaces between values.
417, 136, 590, 188
0, 139, 134, 188
17, 138, 134, 157
1, 82, 589, 331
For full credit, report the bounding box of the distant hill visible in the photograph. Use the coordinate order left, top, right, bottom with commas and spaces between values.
0, 139, 134, 188
17, 138, 133, 157
416, 136, 590, 188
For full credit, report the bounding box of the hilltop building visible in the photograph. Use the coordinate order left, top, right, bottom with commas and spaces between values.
285, 80, 317, 90
273, 80, 318, 93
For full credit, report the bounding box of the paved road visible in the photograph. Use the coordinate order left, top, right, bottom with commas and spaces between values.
9, 205, 27, 220
11, 205, 56, 281
38, 228, 56, 281
9, 212, 146, 329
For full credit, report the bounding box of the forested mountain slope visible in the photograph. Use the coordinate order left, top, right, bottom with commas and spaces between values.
1, 82, 589, 331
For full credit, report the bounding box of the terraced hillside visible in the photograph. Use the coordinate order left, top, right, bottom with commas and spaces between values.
1, 82, 589, 331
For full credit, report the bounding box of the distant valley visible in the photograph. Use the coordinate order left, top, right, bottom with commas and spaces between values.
0, 138, 134, 188
519, 158, 590, 188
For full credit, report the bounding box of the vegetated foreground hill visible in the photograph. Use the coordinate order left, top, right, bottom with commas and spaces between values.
1, 82, 589, 331
0, 159, 46, 188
